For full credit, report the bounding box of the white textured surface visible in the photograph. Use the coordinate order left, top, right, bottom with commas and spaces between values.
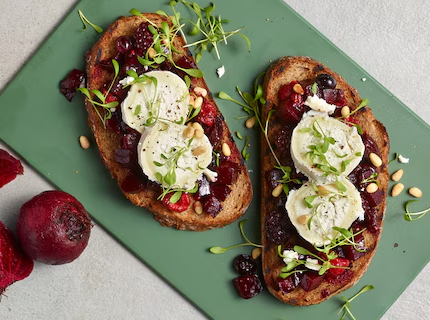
0, 0, 429, 319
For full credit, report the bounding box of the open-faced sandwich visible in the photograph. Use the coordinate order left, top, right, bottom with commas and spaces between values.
82, 12, 252, 231
260, 56, 389, 305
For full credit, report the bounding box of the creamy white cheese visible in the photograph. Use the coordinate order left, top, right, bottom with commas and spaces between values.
285, 178, 364, 247
290, 114, 365, 183
121, 71, 190, 133
304, 94, 337, 115
282, 249, 299, 265
137, 121, 212, 190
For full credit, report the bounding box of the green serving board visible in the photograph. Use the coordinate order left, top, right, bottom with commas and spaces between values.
1, 0, 429, 318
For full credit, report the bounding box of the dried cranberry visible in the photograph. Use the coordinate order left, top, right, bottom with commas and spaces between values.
0, 149, 24, 188
265, 210, 290, 244
233, 254, 257, 275
162, 192, 191, 212
134, 22, 154, 57
300, 271, 324, 291
316, 74, 337, 89
201, 194, 223, 217
325, 258, 350, 278
59, 69, 85, 101
232, 273, 263, 299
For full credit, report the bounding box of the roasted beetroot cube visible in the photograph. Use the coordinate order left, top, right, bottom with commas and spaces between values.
216, 166, 236, 185
59, 69, 85, 101
342, 233, 367, 261
232, 273, 263, 299
300, 271, 323, 292
233, 254, 257, 275
121, 130, 141, 150
202, 195, 223, 217
210, 184, 231, 201
120, 171, 145, 193
196, 176, 211, 199
278, 273, 300, 294
105, 111, 122, 134
362, 189, 384, 207
365, 206, 381, 234
322, 88, 347, 106
278, 81, 297, 101
276, 98, 306, 123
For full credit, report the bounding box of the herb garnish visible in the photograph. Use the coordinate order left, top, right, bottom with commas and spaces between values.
78, 59, 119, 127
404, 200, 430, 221
169, 0, 251, 63
338, 285, 374, 320
78, 10, 103, 33
235, 131, 250, 161
209, 219, 263, 254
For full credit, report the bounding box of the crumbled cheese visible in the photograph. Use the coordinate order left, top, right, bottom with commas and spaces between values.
216, 65, 225, 78
282, 249, 299, 265
305, 258, 321, 271
399, 154, 409, 163
119, 76, 135, 86
304, 94, 337, 115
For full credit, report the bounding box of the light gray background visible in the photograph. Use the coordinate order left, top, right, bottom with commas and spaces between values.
1, 0, 429, 319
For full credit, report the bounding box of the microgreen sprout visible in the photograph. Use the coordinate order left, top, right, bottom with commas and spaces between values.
404, 200, 430, 221
338, 99, 369, 119
338, 285, 374, 320
78, 59, 119, 127
388, 152, 399, 164
209, 219, 263, 254
78, 10, 103, 33
235, 132, 251, 161
361, 172, 379, 186
170, 0, 251, 62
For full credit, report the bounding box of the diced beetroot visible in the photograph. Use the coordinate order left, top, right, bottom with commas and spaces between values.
196, 176, 211, 200
162, 192, 191, 212
206, 116, 224, 148
105, 111, 123, 134
265, 210, 291, 244
365, 206, 380, 234
322, 88, 347, 106
278, 81, 298, 101
300, 271, 324, 292
120, 171, 145, 193
59, 69, 85, 101
216, 165, 236, 185
276, 98, 306, 123
201, 195, 223, 217
232, 273, 263, 299
121, 130, 141, 150
210, 184, 231, 201
233, 254, 257, 275
362, 189, 384, 207
278, 273, 300, 294
362, 133, 382, 161
0, 149, 24, 189
342, 233, 367, 261
265, 168, 283, 190
196, 101, 217, 127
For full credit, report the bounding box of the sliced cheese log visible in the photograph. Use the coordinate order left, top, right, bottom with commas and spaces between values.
285, 177, 364, 247
121, 71, 190, 133
137, 121, 212, 190
290, 114, 364, 183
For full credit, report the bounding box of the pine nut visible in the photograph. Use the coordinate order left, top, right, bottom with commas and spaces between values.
391, 183, 404, 197
194, 201, 203, 214
194, 96, 203, 109
183, 126, 195, 138
222, 142, 231, 157
192, 146, 206, 156
391, 169, 404, 182
193, 86, 207, 97
148, 47, 157, 59
293, 83, 304, 95
369, 153, 382, 167
272, 184, 283, 197
189, 95, 195, 106
341, 106, 350, 118
79, 136, 90, 149
162, 38, 169, 45
409, 187, 423, 198
317, 185, 330, 196
252, 247, 262, 259
245, 116, 256, 129
194, 129, 204, 139
192, 122, 203, 131
366, 182, 378, 194
297, 214, 309, 225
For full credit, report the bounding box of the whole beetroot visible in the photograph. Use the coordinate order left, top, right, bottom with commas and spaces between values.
17, 190, 92, 265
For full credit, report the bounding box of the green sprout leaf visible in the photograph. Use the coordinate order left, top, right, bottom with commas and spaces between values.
339, 285, 374, 320
78, 10, 103, 33
404, 200, 430, 221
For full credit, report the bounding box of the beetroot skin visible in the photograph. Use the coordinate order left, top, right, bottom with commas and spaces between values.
17, 191, 92, 265
0, 149, 24, 188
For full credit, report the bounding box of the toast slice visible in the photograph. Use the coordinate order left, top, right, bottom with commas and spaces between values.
84, 13, 252, 231
261, 56, 389, 305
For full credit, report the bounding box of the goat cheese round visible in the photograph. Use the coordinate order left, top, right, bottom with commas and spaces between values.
285, 177, 364, 247
290, 114, 364, 183
137, 121, 212, 190
121, 71, 190, 133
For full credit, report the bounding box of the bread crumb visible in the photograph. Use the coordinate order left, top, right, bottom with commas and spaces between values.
216, 65, 225, 78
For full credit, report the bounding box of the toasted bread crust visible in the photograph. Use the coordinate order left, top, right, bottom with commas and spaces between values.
84, 14, 252, 231
261, 56, 389, 305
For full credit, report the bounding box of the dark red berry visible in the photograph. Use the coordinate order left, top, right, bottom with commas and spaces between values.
265, 210, 290, 244
59, 69, 85, 101
233, 254, 257, 275
201, 194, 223, 217
162, 192, 191, 212
134, 22, 154, 57
325, 258, 350, 278
232, 273, 263, 299
116, 36, 133, 54
316, 73, 337, 89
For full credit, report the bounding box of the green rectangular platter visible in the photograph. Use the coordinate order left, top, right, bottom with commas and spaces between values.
1, 0, 429, 319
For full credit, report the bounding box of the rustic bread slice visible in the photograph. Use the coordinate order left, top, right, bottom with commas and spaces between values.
84, 13, 252, 231
261, 56, 389, 305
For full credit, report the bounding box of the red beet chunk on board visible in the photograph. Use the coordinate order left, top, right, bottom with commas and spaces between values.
232, 273, 263, 299
0, 149, 24, 188
0, 220, 34, 294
